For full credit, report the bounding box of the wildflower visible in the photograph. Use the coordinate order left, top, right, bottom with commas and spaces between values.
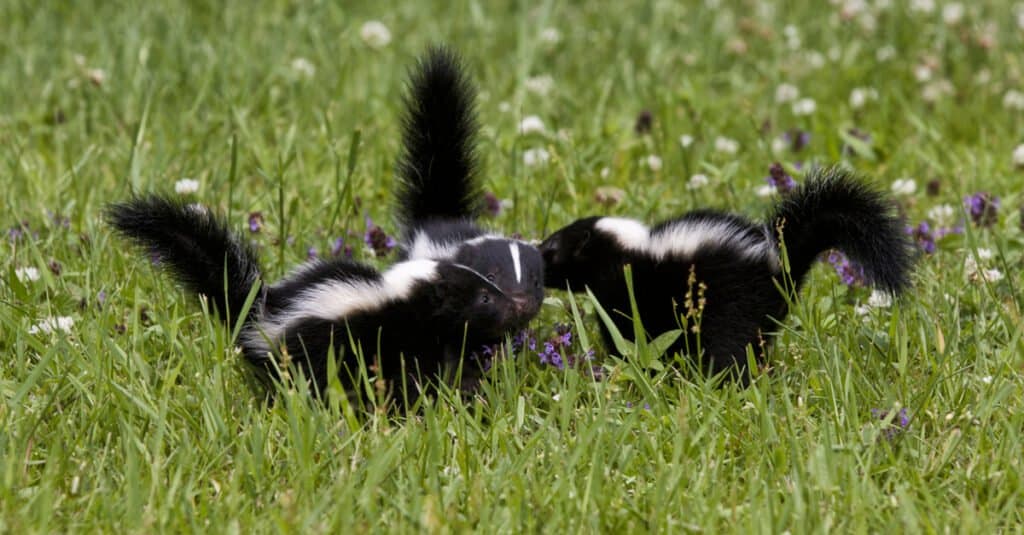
921, 80, 954, 103
826, 250, 867, 287
942, 3, 964, 25
775, 83, 800, 103
913, 64, 932, 82
28, 316, 75, 335
359, 21, 392, 48
679, 134, 694, 148
1013, 144, 1024, 167
792, 98, 816, 116
687, 174, 710, 189
891, 178, 916, 196
539, 27, 561, 44
1003, 90, 1024, 111
634, 110, 653, 135
599, 167, 611, 179
86, 68, 107, 86
645, 154, 663, 172
871, 407, 910, 440
307, 246, 318, 260
927, 204, 954, 225
594, 186, 626, 206
48, 260, 62, 276
805, 50, 826, 69
876, 45, 896, 62
907, 221, 937, 253
363, 216, 396, 257
714, 136, 739, 154
518, 115, 546, 135
290, 57, 316, 78
855, 289, 893, 315
497, 101, 511, 113
981, 375, 993, 384
910, 0, 935, 13
483, 191, 502, 217
537, 323, 594, 371
782, 129, 810, 152
97, 290, 107, 308
766, 162, 796, 193
524, 75, 554, 96
849, 87, 878, 109
964, 248, 1002, 282
15, 267, 40, 282
783, 25, 801, 49
331, 237, 353, 258
174, 178, 199, 195
963, 192, 999, 227
248, 212, 263, 233
523, 147, 550, 167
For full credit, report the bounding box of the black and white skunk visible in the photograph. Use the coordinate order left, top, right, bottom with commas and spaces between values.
539, 166, 915, 380
107, 195, 521, 404
392, 46, 544, 332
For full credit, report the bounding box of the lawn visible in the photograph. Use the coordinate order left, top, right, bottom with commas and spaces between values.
2, 0, 1023, 532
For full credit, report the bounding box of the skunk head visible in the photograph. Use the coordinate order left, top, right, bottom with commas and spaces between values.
540, 216, 641, 290
453, 238, 544, 327
434, 262, 531, 341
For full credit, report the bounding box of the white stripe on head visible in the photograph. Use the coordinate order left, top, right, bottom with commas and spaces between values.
509, 242, 522, 283
244, 259, 440, 348
594, 217, 651, 250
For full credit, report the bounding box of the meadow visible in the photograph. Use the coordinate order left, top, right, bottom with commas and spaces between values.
2, 0, 1023, 531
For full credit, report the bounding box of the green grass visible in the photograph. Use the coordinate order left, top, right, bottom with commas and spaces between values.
3, 0, 1024, 531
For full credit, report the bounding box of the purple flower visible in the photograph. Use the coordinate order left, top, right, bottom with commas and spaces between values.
826, 250, 867, 287
871, 407, 910, 440
766, 162, 797, 193
537, 323, 594, 371
306, 246, 318, 260
364, 216, 396, 257
964, 192, 1000, 227
248, 212, 263, 233
907, 221, 936, 254
782, 129, 810, 152
97, 290, 107, 308
331, 237, 353, 258
483, 192, 502, 218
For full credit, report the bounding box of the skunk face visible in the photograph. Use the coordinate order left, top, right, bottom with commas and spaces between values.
539, 216, 630, 291
436, 263, 525, 342
453, 238, 544, 328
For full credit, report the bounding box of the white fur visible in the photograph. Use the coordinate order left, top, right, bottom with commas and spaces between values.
597, 216, 774, 262
463, 233, 504, 246
406, 230, 462, 260
509, 242, 522, 283
243, 259, 439, 353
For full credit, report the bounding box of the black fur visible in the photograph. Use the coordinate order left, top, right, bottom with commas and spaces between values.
539, 166, 915, 380
108, 195, 519, 405
392, 47, 544, 330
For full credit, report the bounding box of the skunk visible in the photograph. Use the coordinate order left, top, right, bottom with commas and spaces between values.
107, 195, 521, 404
539, 166, 915, 380
392, 46, 544, 334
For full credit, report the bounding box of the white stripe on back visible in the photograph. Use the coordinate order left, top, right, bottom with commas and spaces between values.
596, 216, 773, 262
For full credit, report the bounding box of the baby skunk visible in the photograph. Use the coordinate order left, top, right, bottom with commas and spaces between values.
107, 195, 520, 405
393, 46, 544, 334
539, 166, 914, 380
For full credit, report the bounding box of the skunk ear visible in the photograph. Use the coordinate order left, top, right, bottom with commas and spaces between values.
573, 231, 592, 257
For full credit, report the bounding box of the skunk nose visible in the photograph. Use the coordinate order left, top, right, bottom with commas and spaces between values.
511, 294, 540, 318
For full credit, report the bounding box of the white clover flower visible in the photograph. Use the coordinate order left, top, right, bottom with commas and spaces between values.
86, 68, 107, 86
539, 28, 561, 44
942, 3, 964, 25
1003, 90, 1024, 111
964, 248, 1001, 282
913, 64, 933, 82
524, 75, 554, 96
981, 268, 1004, 282
687, 174, 710, 189
841, 0, 869, 17
175, 178, 200, 195
855, 290, 893, 315
28, 316, 75, 335
875, 0, 892, 9
498, 101, 512, 113
15, 267, 40, 282
858, 12, 878, 32
518, 115, 546, 135
806, 51, 826, 69
679, 134, 694, 148
360, 21, 392, 48
792, 98, 816, 116
1018, 10, 1024, 31
975, 69, 992, 86
921, 80, 953, 102
771, 136, 787, 154
1013, 144, 1024, 167
927, 204, 955, 225
976, 248, 994, 261
755, 184, 777, 197
775, 83, 800, 103
600, 167, 611, 179
523, 147, 550, 167
714, 136, 739, 154
827, 46, 842, 62
783, 25, 801, 49
891, 178, 917, 195
849, 87, 878, 109
290, 57, 316, 78
645, 154, 663, 171
980, 375, 993, 384
876, 45, 896, 61
910, 0, 935, 13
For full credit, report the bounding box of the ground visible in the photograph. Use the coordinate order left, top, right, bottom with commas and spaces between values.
2, 0, 1023, 532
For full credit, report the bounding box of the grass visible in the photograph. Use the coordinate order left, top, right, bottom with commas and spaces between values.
2, 0, 1024, 531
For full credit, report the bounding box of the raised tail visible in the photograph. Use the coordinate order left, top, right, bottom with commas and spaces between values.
106, 195, 263, 324
770, 166, 914, 294
395, 46, 481, 230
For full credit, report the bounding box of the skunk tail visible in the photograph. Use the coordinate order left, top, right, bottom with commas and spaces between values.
395, 46, 481, 229
106, 195, 263, 324
770, 166, 914, 294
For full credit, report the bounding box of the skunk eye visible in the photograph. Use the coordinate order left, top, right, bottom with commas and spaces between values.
486, 273, 496, 282
479, 293, 492, 304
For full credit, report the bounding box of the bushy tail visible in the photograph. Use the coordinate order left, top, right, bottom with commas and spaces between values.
106, 195, 263, 324
770, 166, 914, 294
395, 46, 481, 230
